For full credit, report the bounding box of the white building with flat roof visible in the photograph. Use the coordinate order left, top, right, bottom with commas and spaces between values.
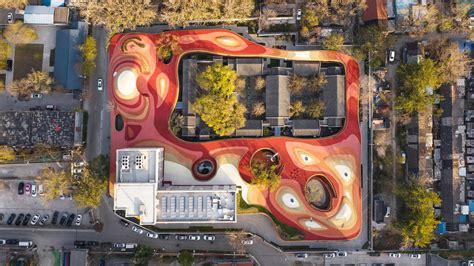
113, 147, 163, 225
113, 147, 237, 225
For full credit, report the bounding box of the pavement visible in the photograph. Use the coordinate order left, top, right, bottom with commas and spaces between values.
84, 26, 111, 161
0, 162, 66, 178
0, 91, 81, 111
323, 252, 427, 266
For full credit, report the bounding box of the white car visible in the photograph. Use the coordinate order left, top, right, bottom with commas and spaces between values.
388, 50, 396, 62
31, 184, 37, 197
7, 12, 13, 23
242, 239, 253, 245
75, 215, 82, 226
409, 254, 421, 259
97, 79, 103, 91
188, 235, 201, 241
73, 161, 85, 167
385, 206, 391, 218
296, 9, 302, 20
30, 214, 41, 225
73, 168, 84, 174
337, 251, 348, 257
389, 253, 401, 258
38, 184, 44, 196
31, 93, 43, 99
295, 253, 308, 259
146, 232, 158, 239
203, 235, 215, 241
468, 260, 474, 266
132, 226, 144, 234
324, 253, 336, 259
0, 239, 6, 245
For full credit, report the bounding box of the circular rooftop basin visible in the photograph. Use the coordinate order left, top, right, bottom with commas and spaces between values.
115, 68, 139, 99
304, 176, 334, 210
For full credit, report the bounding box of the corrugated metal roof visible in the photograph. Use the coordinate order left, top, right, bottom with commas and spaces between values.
24, 5, 54, 24
53, 21, 87, 90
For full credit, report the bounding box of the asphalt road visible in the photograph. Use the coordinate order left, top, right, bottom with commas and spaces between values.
84, 26, 111, 161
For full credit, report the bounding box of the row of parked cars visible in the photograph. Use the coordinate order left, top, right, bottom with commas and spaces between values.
17, 182, 43, 197
1, 212, 82, 227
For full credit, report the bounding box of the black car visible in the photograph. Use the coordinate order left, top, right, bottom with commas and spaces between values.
74, 241, 86, 248
66, 214, 75, 227
158, 234, 170, 240
119, 219, 129, 227
87, 241, 99, 247
22, 214, 31, 226
59, 213, 68, 226
6, 59, 12, 72
7, 214, 16, 225
18, 182, 24, 195
51, 211, 59, 225
175, 235, 187, 241
6, 239, 18, 245
15, 214, 24, 226
0, 213, 4, 224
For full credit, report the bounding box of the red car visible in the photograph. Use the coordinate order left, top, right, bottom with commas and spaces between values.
25, 183, 31, 195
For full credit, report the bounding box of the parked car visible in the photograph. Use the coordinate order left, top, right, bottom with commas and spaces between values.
295, 253, 308, 259
324, 253, 336, 259
38, 184, 44, 196
385, 207, 391, 218
409, 254, 421, 259
7, 214, 16, 225
175, 235, 187, 241
7, 12, 13, 23
388, 50, 396, 63
87, 241, 99, 247
30, 93, 43, 99
242, 239, 253, 245
31, 184, 37, 197
203, 235, 216, 241
131, 226, 144, 234
59, 213, 68, 226
97, 79, 103, 91
6, 239, 18, 245
113, 243, 126, 248
158, 234, 170, 240
15, 214, 24, 225
25, 183, 31, 195
51, 211, 59, 225
0, 239, 5, 245
188, 235, 201, 241
45, 104, 55, 110
72, 168, 84, 174
6, 59, 12, 72
73, 161, 85, 167
389, 253, 401, 258
75, 215, 82, 226
39, 214, 49, 226
0, 213, 4, 224
146, 232, 158, 239
22, 214, 31, 226
74, 241, 86, 248
337, 251, 348, 257
296, 9, 302, 20
66, 214, 75, 227
119, 219, 129, 227
18, 182, 24, 195
30, 214, 40, 225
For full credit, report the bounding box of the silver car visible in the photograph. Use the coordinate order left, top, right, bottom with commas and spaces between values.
97, 79, 103, 91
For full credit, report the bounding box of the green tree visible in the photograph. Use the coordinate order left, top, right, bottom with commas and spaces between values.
197, 64, 237, 97
396, 183, 441, 248
88, 154, 110, 179
78, 36, 97, 77
170, 111, 184, 135
72, 168, 107, 208
36, 168, 71, 201
0, 0, 27, 9
0, 146, 15, 161
0, 38, 12, 70
306, 101, 325, 119
156, 34, 182, 62
290, 100, 305, 118
82, 0, 156, 33
131, 245, 153, 265
178, 250, 193, 266
355, 24, 394, 67
3, 21, 37, 44
395, 59, 442, 114
426, 38, 472, 84
250, 161, 281, 191
8, 71, 54, 98
322, 32, 344, 51
160, 0, 254, 27
193, 94, 246, 136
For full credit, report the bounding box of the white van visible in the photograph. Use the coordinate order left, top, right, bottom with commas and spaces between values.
19, 241, 33, 248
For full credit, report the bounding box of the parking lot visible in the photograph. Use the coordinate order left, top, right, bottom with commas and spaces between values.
0, 180, 91, 228
323, 252, 427, 266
